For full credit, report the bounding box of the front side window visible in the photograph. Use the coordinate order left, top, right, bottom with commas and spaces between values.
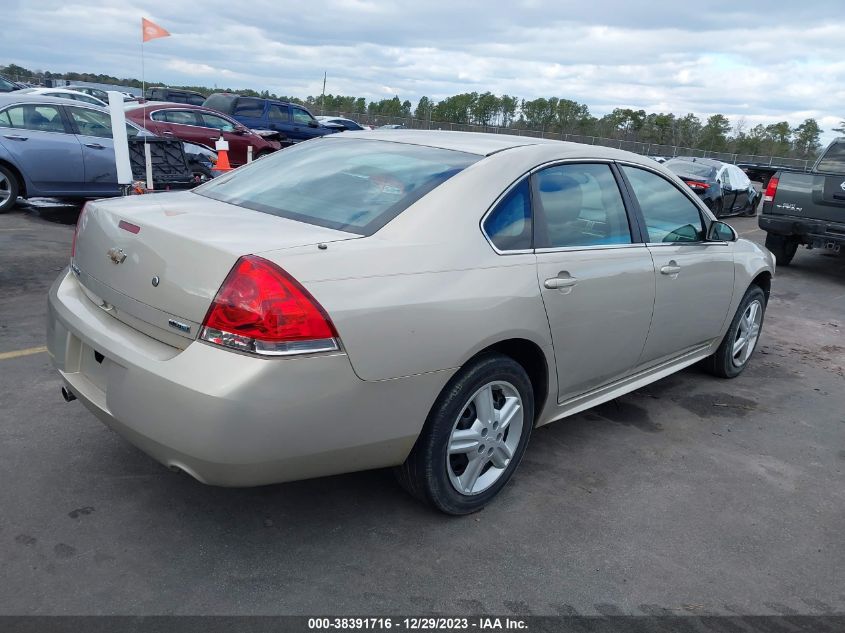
3, 104, 65, 133
292, 107, 315, 125
197, 138, 478, 235
534, 163, 631, 248
199, 112, 236, 132
68, 106, 137, 138
622, 165, 705, 243
483, 178, 532, 251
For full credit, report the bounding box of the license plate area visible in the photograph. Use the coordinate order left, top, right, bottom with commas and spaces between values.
79, 343, 111, 392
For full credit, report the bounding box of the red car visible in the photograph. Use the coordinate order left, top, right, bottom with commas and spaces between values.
125, 102, 282, 166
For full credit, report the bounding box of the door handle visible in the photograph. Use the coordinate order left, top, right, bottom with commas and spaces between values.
161, 131, 175, 136
660, 261, 681, 276
544, 274, 578, 289
3, 134, 27, 141
84, 143, 105, 149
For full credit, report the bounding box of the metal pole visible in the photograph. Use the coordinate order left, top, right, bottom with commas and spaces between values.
320, 71, 326, 115
144, 143, 154, 191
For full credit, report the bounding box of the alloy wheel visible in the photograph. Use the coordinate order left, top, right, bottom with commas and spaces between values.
0, 173, 10, 207
446, 381, 523, 495
732, 299, 762, 368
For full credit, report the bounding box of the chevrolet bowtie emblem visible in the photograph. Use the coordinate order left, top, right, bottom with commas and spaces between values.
107, 247, 127, 265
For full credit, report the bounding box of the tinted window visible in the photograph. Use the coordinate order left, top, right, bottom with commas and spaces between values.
534, 164, 631, 248
234, 98, 265, 117
187, 94, 206, 106
268, 104, 290, 123
68, 107, 139, 138
3, 104, 65, 133
622, 166, 704, 243
197, 138, 479, 235
292, 107, 314, 125
816, 143, 845, 174
0, 76, 16, 91
484, 178, 532, 251
199, 113, 236, 131
0, 109, 11, 126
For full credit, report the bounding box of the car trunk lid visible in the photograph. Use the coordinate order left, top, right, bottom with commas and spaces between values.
72, 191, 359, 347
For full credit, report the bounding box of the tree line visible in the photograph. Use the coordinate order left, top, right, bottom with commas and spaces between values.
3, 63, 837, 159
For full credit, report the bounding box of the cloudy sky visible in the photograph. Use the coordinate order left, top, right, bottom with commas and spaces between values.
3, 0, 844, 141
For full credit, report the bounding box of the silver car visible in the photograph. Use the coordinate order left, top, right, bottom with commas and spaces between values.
47, 131, 774, 514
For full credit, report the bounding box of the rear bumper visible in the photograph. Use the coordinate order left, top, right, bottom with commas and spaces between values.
759, 214, 845, 246
47, 269, 450, 486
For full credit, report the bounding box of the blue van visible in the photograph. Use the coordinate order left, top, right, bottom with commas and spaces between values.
203, 93, 336, 142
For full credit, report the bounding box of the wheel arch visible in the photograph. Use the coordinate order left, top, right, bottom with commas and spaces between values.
750, 270, 772, 303
464, 337, 550, 423
0, 158, 26, 198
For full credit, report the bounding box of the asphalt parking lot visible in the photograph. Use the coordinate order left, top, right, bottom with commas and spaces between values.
1, 198, 843, 616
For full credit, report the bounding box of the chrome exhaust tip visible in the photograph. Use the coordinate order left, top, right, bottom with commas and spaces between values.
61, 387, 76, 402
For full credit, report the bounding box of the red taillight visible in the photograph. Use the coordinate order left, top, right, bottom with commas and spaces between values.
200, 255, 339, 356
684, 180, 709, 191
71, 203, 88, 259
763, 176, 779, 203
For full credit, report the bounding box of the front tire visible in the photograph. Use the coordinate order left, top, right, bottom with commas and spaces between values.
395, 353, 534, 515
765, 233, 799, 266
0, 164, 20, 213
704, 285, 766, 378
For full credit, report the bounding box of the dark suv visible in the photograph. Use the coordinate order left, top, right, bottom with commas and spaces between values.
145, 87, 207, 105
203, 93, 336, 142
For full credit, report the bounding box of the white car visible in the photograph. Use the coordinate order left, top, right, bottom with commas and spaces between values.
315, 116, 372, 131
16, 87, 106, 107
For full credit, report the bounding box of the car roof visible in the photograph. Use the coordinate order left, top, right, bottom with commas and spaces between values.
125, 101, 209, 111
0, 93, 105, 108
329, 129, 648, 158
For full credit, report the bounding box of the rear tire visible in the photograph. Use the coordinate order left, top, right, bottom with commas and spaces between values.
765, 233, 799, 266
703, 285, 766, 378
0, 164, 20, 213
395, 353, 534, 515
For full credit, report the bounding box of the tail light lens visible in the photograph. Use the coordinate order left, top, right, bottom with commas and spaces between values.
684, 180, 709, 191
763, 176, 779, 203
70, 203, 89, 260
200, 255, 339, 356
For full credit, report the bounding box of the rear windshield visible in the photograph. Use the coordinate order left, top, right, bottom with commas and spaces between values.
196, 138, 479, 235
665, 160, 715, 178
815, 143, 845, 174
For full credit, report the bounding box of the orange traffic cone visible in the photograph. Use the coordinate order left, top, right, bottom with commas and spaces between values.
213, 137, 233, 172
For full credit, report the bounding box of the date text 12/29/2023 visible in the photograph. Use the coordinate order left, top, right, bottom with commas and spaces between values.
307, 617, 528, 630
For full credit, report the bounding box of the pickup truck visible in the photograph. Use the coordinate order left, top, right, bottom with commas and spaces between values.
759, 138, 845, 265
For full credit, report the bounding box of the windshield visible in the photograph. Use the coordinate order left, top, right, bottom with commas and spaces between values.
815, 142, 845, 174
665, 160, 715, 179
196, 138, 479, 235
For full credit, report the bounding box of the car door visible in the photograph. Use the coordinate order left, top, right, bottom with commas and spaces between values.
717, 165, 740, 213
157, 109, 209, 147
728, 164, 755, 212
0, 102, 84, 195
532, 162, 657, 401
196, 111, 247, 165
65, 105, 122, 194
291, 105, 322, 140
267, 103, 293, 139
619, 164, 734, 365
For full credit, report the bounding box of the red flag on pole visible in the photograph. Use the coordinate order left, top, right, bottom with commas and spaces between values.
142, 18, 170, 42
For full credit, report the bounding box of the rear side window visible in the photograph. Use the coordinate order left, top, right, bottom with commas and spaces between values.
484, 179, 532, 251
534, 163, 631, 248
268, 104, 290, 122
622, 166, 704, 243
234, 98, 265, 117
816, 143, 845, 174
164, 110, 200, 126
196, 138, 479, 235
187, 94, 206, 106
0, 109, 12, 127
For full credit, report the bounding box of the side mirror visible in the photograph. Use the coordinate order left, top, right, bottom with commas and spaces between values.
308, 120, 319, 128
233, 126, 248, 135
707, 221, 737, 242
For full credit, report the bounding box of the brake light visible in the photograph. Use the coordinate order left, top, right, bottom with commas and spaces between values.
200, 255, 339, 356
71, 203, 88, 260
684, 180, 709, 191
763, 176, 779, 203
